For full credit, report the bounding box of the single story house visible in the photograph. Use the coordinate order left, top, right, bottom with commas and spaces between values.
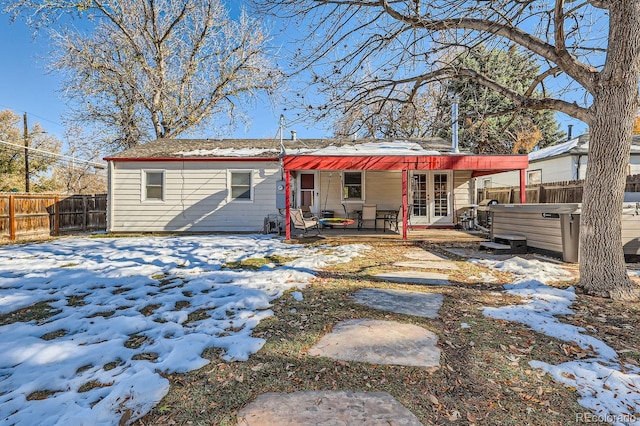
478, 133, 640, 189
104, 136, 528, 239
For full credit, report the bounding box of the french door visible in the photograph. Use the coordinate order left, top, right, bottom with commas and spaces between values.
410, 171, 452, 225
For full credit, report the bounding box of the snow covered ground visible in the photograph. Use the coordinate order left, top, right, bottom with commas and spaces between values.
1, 236, 638, 426
479, 257, 640, 426
0, 235, 369, 425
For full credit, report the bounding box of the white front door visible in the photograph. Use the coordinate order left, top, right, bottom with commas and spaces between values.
409, 171, 453, 225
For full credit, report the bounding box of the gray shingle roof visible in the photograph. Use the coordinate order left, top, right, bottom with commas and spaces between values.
104, 137, 456, 160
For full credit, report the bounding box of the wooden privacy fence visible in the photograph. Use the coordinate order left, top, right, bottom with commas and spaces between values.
0, 193, 107, 241
478, 174, 640, 204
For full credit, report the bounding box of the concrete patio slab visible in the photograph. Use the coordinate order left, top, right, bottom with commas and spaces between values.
308, 318, 441, 368
236, 390, 423, 426
393, 260, 459, 271
353, 288, 443, 318
404, 249, 448, 261
374, 270, 450, 286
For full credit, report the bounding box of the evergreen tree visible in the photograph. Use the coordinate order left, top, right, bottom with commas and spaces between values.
441, 46, 565, 154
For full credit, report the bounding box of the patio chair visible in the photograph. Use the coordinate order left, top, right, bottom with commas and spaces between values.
290, 208, 320, 236
301, 205, 313, 218
384, 206, 410, 232
358, 205, 378, 230
383, 207, 400, 232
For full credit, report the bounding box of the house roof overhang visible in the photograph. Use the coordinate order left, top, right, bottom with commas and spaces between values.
104, 156, 279, 162
283, 154, 528, 177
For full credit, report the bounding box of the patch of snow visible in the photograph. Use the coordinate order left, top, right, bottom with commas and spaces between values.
481, 256, 640, 426
304, 141, 441, 156
0, 235, 368, 425
176, 147, 279, 157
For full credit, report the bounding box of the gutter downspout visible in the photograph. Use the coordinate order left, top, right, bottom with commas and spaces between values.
107, 160, 114, 232
575, 154, 583, 180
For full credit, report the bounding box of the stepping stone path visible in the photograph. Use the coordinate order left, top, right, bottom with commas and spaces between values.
237, 390, 423, 426
308, 318, 441, 368
353, 288, 443, 319
404, 248, 447, 261
393, 260, 459, 270
374, 270, 450, 285
237, 248, 451, 425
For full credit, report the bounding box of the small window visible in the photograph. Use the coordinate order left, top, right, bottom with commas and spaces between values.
229, 170, 253, 201
343, 171, 363, 200
144, 171, 164, 201
483, 178, 492, 188
528, 169, 542, 185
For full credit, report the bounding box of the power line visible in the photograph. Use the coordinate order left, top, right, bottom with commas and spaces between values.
0, 138, 106, 169
0, 103, 65, 131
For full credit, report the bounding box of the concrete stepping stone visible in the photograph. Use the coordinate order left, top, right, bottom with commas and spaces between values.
353, 288, 443, 318
237, 390, 422, 425
394, 260, 459, 271
374, 270, 450, 286
404, 249, 447, 261
308, 318, 441, 368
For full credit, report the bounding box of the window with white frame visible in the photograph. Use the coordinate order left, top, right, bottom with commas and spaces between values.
528, 169, 542, 185
342, 171, 363, 201
144, 170, 164, 201
229, 170, 253, 201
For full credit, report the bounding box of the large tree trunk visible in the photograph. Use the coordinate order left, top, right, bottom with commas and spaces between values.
579, 0, 640, 300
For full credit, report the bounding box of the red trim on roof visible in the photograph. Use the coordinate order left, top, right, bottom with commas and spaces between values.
283, 154, 527, 171
104, 156, 279, 162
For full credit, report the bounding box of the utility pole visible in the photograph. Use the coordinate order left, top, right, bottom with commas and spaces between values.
23, 112, 29, 193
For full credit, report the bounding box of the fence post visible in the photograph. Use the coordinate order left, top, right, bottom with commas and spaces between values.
54, 196, 60, 236
9, 195, 15, 241
83, 195, 88, 232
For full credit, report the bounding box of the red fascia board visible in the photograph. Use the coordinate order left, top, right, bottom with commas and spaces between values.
104, 156, 279, 162
283, 155, 527, 171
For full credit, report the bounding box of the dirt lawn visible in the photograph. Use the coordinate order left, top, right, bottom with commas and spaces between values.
134, 240, 639, 425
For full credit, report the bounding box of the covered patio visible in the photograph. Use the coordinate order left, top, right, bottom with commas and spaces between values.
282, 147, 529, 240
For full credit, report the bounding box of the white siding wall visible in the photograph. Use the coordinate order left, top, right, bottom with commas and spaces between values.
627, 155, 640, 176
453, 171, 472, 208
109, 160, 279, 233
477, 170, 520, 189
476, 156, 574, 191
316, 171, 402, 216
532, 156, 575, 182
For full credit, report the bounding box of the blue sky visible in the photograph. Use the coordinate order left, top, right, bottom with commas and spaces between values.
0, 13, 330, 143
0, 8, 587, 147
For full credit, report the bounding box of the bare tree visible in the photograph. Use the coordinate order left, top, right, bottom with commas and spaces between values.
5, 0, 283, 152
52, 126, 107, 194
255, 0, 640, 300
334, 91, 443, 139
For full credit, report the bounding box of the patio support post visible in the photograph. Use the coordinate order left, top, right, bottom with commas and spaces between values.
285, 170, 291, 240
519, 169, 526, 203
402, 169, 408, 240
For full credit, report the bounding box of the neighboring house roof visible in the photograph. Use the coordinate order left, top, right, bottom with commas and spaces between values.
104, 137, 460, 160
529, 134, 640, 162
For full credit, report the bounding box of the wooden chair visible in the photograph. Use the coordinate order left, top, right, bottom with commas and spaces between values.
358, 205, 378, 230
290, 209, 320, 236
